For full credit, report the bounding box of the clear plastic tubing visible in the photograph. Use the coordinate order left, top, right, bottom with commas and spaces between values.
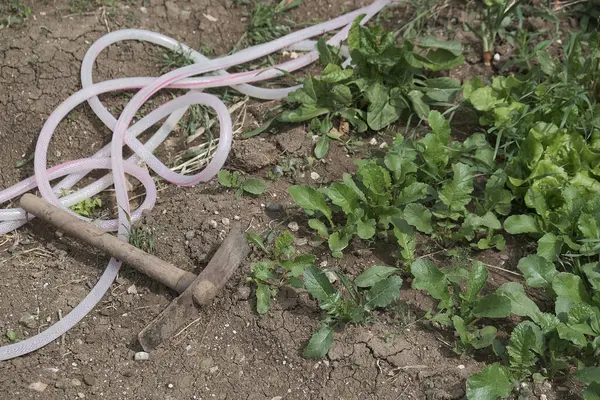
0, 0, 390, 361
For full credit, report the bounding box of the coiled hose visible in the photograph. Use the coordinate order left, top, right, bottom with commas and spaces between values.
0, 0, 390, 361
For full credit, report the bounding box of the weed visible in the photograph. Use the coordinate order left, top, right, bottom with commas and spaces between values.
0, 0, 31, 29
160, 47, 195, 73
245, 0, 302, 45
5, 330, 18, 343
70, 197, 103, 218
128, 224, 156, 254
218, 170, 267, 197
247, 230, 401, 358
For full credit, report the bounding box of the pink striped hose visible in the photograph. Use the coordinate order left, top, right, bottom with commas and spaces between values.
0, 0, 390, 360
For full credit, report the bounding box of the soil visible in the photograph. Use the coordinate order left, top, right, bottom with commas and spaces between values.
0, 1, 574, 400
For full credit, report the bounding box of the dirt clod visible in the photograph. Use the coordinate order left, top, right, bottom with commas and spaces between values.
28, 381, 47, 392
231, 138, 278, 172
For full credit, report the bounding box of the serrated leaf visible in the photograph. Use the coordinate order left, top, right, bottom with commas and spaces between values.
472, 294, 512, 318
255, 282, 271, 315
398, 182, 431, 204
5, 330, 17, 342
242, 178, 267, 195
439, 163, 473, 212
411, 259, 450, 306
507, 322, 540, 375
251, 261, 276, 281
466, 363, 512, 400
556, 323, 587, 347
504, 215, 539, 234
355, 265, 399, 288
357, 163, 392, 196
303, 326, 334, 359
403, 203, 433, 233
464, 261, 488, 302
517, 255, 557, 289
364, 276, 402, 311
289, 185, 333, 225
303, 266, 337, 302
274, 231, 295, 260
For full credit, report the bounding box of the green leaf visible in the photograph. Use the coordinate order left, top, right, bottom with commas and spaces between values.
328, 231, 350, 258
473, 294, 512, 318
439, 163, 474, 212
464, 261, 488, 302
315, 136, 329, 159
279, 105, 330, 122
274, 231, 295, 260
392, 218, 416, 262
552, 272, 590, 303
504, 215, 539, 234
242, 178, 267, 195
496, 282, 544, 323
303, 266, 337, 302
575, 367, 600, 384
537, 233, 563, 262
6, 330, 17, 342
507, 322, 541, 375
325, 182, 359, 215
246, 232, 267, 252
255, 282, 271, 315
517, 255, 557, 289
357, 163, 392, 196
364, 276, 402, 311
411, 259, 450, 306
217, 170, 238, 188
398, 182, 431, 204
343, 173, 367, 203
407, 90, 430, 120
320, 64, 354, 83
365, 82, 400, 131
308, 219, 329, 238
468, 87, 501, 112
584, 382, 600, 400
582, 263, 600, 291
355, 265, 399, 288
466, 363, 512, 400
356, 218, 376, 239
403, 203, 433, 234
303, 326, 334, 359
418, 36, 463, 56
289, 185, 333, 225
556, 323, 587, 347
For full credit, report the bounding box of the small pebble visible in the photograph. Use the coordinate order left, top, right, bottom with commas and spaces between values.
499, 254, 510, 261
310, 172, 320, 180
29, 382, 47, 392
140, 6, 148, 14
127, 284, 138, 295
134, 351, 150, 361
457, 365, 465, 370
295, 237, 308, 246
540, 395, 548, 400
236, 286, 251, 300
234, 215, 241, 220
19, 313, 37, 329
208, 220, 218, 229
369, 138, 377, 145
320, 260, 328, 268
221, 218, 230, 226
77, 393, 85, 399
265, 203, 284, 213
185, 230, 195, 240
83, 375, 96, 386
71, 379, 82, 387
493, 53, 501, 62
209, 366, 219, 373
325, 271, 337, 284
287, 222, 299, 232
55, 231, 64, 239
167, 383, 174, 389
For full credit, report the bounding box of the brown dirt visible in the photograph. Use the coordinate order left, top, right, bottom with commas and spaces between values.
0, 1, 573, 400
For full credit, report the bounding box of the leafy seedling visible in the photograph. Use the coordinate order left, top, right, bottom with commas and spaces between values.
218, 170, 267, 197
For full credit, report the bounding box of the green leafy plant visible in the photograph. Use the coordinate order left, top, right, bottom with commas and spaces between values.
0, 0, 31, 29
302, 265, 401, 358
5, 330, 18, 343
279, 18, 463, 158
128, 224, 156, 254
245, 0, 301, 45
218, 170, 267, 197
70, 197, 103, 217
289, 111, 507, 263
247, 230, 316, 314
